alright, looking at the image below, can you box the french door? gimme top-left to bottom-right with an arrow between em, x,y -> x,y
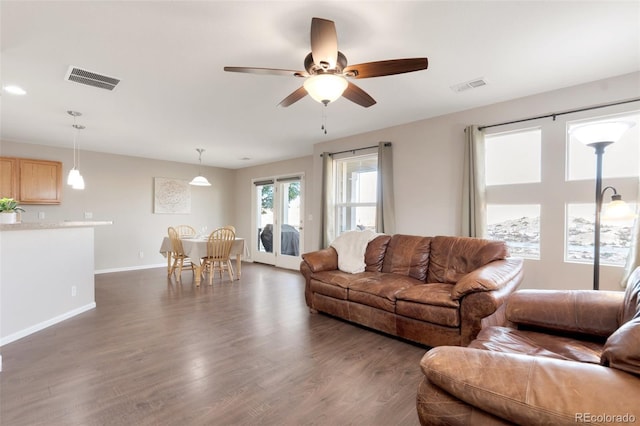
252,175 -> 304,269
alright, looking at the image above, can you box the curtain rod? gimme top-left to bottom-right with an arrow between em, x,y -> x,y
478,97 -> 640,131
321,142 -> 391,157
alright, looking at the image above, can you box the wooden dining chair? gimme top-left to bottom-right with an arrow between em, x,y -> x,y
201,227 -> 236,285
175,224 -> 196,238
168,226 -> 195,280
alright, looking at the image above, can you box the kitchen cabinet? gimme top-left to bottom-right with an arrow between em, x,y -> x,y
0,157 -> 18,199
0,157 -> 62,204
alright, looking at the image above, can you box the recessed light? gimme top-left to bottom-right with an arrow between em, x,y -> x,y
3,85 -> 27,95
241,157 -> 251,161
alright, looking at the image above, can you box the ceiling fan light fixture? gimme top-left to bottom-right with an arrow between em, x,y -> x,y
304,74 -> 348,105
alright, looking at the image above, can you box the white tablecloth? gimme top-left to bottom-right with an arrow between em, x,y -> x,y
159,237 -> 246,266
159,236 -> 246,284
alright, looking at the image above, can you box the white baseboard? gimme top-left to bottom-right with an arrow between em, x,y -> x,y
95,260 -> 254,275
0,302 -> 96,347
95,263 -> 165,274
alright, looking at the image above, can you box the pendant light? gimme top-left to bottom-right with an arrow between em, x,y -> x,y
189,148 -> 211,186
66,110 -> 86,190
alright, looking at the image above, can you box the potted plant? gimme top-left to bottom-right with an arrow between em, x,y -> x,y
0,197 -> 25,224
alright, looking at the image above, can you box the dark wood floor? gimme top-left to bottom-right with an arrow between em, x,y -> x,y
0,263 -> 428,425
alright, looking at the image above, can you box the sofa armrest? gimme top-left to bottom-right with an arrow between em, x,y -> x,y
451,258 -> 523,300
506,289 -> 624,337
301,247 -> 338,273
421,346 -> 639,425
459,266 -> 523,345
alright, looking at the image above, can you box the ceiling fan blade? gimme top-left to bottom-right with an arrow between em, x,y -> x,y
278,86 -> 308,107
342,82 -> 376,108
343,58 -> 428,79
310,17 -> 338,69
224,66 -> 308,77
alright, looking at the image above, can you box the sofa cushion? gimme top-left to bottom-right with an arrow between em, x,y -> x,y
381,234 -> 431,281
311,270 -> 363,289
364,235 -> 392,272
601,315 -> 640,376
310,271 -> 380,300
395,283 -> 459,308
396,300 -> 460,327
470,326 -> 603,364
348,273 -> 422,312
310,279 -> 348,300
428,236 -> 509,284
620,266 -> 640,325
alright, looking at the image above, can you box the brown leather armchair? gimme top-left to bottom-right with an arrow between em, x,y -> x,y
416,268 -> 640,425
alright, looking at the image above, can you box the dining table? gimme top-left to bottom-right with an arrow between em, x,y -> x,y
159,236 -> 246,286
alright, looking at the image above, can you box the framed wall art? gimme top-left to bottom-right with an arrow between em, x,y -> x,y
154,177 -> 191,214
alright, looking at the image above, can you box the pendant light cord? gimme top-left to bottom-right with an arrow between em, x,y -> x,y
72,115 -> 78,168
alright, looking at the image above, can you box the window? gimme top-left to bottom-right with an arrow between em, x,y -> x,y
487,204 -> 540,259
485,128 -> 541,186
334,153 -> 377,235
566,203 -> 636,266
485,128 -> 542,258
564,112 -> 639,265
483,109 -> 639,271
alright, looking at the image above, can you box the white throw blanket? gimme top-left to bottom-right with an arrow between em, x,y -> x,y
330,229 -> 379,274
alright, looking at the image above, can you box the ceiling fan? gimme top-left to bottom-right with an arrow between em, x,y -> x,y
224,17 -> 428,108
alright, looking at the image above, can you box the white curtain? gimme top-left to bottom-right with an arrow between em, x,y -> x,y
321,152 -> 334,248
621,176 -> 640,287
461,125 -> 487,238
376,142 -> 395,234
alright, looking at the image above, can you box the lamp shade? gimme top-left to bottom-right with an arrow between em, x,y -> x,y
303,74 -> 348,105
67,168 -> 80,186
189,175 -> 211,186
603,195 -> 636,221
72,174 -> 85,190
569,121 -> 635,145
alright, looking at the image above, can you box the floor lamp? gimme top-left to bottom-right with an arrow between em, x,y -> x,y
570,121 -> 635,290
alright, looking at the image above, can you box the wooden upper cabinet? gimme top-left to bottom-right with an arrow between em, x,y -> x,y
0,157 -> 63,204
0,157 -> 18,199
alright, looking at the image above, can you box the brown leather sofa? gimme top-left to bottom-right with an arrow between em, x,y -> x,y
300,234 -> 524,347
416,267 -> 640,425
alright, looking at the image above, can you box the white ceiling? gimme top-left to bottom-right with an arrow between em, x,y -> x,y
1,1 -> 639,169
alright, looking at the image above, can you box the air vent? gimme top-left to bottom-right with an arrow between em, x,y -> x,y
65,66 -> 120,91
450,78 -> 487,93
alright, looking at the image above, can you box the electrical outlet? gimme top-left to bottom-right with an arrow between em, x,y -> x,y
84,212 -> 93,219
38,212 -> 45,219
71,286 -> 77,297
139,251 -> 144,259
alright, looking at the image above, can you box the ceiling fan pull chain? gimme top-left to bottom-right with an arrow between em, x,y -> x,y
321,104 -> 328,135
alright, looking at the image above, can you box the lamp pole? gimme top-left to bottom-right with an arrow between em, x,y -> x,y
589,141 -> 613,291
572,120 -> 634,290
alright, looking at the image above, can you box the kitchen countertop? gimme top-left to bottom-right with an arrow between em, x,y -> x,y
0,220 -> 113,231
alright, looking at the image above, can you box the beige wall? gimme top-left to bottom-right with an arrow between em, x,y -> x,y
2,72 -> 638,291
304,71 -> 639,291
0,141 -> 236,271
